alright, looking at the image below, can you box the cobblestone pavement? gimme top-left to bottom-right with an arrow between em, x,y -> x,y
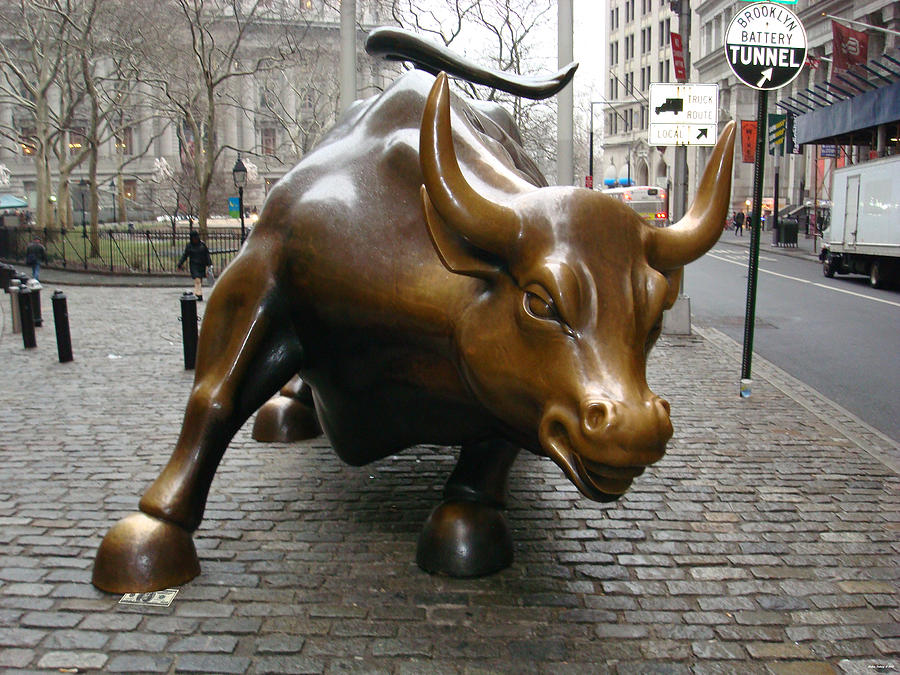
0,282 -> 897,674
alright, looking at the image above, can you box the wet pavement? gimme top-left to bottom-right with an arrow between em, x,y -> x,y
0,263 -> 897,674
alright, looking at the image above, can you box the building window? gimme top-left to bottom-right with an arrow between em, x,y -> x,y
609,77 -> 618,100
123,179 -> 136,201
68,126 -> 86,155
260,126 -> 276,156
20,127 -> 36,156
625,34 -> 634,59
642,26 -> 653,54
659,18 -> 671,47
625,0 -> 634,23
608,112 -> 618,136
116,127 -> 133,156
640,65 -> 652,91
640,106 -> 647,130
610,41 -> 619,66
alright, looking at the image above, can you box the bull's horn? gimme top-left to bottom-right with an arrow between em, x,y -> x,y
646,121 -> 736,271
420,72 -> 519,258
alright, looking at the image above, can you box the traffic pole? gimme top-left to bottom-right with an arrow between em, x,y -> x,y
740,88 -> 768,395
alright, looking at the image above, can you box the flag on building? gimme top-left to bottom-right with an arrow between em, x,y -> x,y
670,32 -> 687,82
740,120 -> 757,164
832,20 -> 868,72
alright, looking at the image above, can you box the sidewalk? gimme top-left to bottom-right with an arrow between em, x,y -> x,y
0,281 -> 897,674
717,225 -> 822,263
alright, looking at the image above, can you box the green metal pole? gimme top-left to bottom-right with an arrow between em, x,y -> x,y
740,88 -> 768,390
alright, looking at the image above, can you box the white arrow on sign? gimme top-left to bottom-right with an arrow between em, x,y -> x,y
756,67 -> 773,88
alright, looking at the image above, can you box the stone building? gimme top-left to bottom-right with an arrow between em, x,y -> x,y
605,0 -> 900,218
0,1 -> 393,225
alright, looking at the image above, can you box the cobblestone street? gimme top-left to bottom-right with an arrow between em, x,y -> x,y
0,281 -> 897,674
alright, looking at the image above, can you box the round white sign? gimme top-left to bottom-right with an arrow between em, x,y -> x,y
724,2 -> 807,91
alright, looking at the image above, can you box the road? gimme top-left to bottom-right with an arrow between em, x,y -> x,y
684,240 -> 900,443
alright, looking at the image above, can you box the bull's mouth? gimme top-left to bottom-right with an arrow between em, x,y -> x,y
540,419 -> 646,503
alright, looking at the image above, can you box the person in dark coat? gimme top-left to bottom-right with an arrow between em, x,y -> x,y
733,209 -> 746,236
177,231 -> 213,300
25,237 -> 47,280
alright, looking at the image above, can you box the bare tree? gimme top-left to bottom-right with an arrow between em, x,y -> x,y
0,1 -> 79,232
384,0 -> 558,178
121,0 -> 307,237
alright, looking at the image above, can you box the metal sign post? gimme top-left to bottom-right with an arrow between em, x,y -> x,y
724,1 -> 806,396
741,89 -> 768,387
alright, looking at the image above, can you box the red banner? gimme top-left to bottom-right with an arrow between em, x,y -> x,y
740,120 -> 757,164
832,20 -> 868,72
671,32 -> 687,82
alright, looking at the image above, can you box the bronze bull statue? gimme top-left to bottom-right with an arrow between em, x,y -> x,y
93,32 -> 735,592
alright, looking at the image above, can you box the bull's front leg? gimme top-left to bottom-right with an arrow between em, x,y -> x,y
93,250 -> 303,593
416,439 -> 519,577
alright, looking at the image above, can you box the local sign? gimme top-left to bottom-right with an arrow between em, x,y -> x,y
648,83 -> 719,146
724,2 -> 807,90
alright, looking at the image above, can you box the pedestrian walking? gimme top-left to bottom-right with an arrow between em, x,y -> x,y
177,231 -> 213,301
733,209 -> 745,236
25,236 -> 47,280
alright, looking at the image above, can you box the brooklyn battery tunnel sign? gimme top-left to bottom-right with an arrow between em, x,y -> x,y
725,2 -> 807,91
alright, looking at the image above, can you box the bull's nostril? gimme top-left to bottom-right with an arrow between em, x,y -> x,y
657,398 -> 671,416
584,401 -> 615,433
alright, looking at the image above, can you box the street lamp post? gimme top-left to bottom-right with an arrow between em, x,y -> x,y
109,179 -> 117,223
588,101 -> 604,188
232,156 -> 247,243
79,179 -> 88,269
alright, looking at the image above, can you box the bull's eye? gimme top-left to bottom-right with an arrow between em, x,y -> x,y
524,290 -> 558,321
525,291 -> 559,321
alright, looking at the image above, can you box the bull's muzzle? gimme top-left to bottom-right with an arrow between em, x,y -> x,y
539,396 -> 673,502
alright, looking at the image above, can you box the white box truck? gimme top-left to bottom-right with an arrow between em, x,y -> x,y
820,154 -> 900,288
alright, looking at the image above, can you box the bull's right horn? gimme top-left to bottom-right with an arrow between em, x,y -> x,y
645,121 -> 736,271
420,72 -> 519,259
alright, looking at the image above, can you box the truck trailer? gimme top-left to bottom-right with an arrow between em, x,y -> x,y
820,154 -> 900,288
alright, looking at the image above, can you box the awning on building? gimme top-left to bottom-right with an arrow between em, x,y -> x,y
793,80 -> 900,146
0,194 -> 28,210
779,52 -> 900,148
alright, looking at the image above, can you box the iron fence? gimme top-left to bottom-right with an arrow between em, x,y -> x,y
0,225 -> 243,275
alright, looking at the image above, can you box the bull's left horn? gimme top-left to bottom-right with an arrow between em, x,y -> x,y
646,121 -> 736,271
420,72 -> 519,258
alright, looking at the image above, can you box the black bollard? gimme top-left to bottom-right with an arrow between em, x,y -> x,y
180,292 -> 198,370
9,280 -> 21,333
52,290 -> 73,363
18,285 -> 36,349
28,280 -> 42,327
0,264 -> 11,292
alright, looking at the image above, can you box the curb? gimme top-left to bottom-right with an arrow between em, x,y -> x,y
696,323 -> 900,474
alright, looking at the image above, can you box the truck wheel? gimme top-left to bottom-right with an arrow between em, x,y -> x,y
869,260 -> 883,289
823,256 -> 835,278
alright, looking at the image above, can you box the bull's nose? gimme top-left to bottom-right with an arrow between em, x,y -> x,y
577,395 -> 673,465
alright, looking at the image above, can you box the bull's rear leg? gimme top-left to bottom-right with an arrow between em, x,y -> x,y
416,439 -> 519,577
251,375 -> 322,442
93,251 -> 302,593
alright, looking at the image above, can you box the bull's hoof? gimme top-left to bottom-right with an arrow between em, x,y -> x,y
416,499 -> 513,577
92,512 -> 200,593
252,395 -> 322,442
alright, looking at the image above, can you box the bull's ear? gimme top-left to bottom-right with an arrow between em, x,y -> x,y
421,185 -> 501,279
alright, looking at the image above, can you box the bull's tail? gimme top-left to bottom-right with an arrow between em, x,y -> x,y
365,27 -> 577,101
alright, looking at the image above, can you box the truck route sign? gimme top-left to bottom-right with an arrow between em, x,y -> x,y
724,2 -> 807,90
648,83 -> 719,146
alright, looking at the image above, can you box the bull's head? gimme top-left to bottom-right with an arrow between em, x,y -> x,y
420,73 -> 735,502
